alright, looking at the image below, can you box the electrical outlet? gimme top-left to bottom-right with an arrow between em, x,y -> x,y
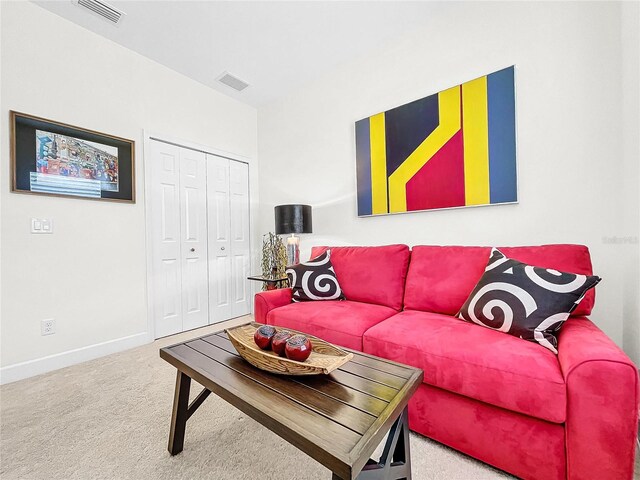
41,319 -> 55,336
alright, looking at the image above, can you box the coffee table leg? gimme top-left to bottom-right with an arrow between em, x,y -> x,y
353,407 -> 412,480
168,371 -> 191,455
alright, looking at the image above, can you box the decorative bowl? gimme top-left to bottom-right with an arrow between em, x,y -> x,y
225,322 -> 353,375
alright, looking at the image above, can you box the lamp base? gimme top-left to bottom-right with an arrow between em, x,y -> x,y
286,234 -> 300,265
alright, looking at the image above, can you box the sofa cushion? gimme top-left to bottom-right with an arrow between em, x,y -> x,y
404,244 -> 595,316
266,300 -> 397,351
310,245 -> 410,311
363,310 -> 567,423
457,248 -> 601,354
285,250 -> 345,302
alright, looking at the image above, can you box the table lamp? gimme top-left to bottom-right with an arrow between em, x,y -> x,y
274,204 -> 312,265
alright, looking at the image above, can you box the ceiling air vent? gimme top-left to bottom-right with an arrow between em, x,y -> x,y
217,72 -> 250,92
73,0 -> 125,25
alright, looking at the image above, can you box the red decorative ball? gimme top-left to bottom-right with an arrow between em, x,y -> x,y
254,325 -> 276,350
271,331 -> 293,357
285,335 -> 312,362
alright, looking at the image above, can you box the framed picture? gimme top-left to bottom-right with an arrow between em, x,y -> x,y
355,66 -> 517,216
10,111 -> 135,203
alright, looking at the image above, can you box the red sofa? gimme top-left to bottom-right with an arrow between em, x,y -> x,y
254,244 -> 639,480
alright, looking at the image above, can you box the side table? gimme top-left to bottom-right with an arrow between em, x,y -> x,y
247,274 -> 289,291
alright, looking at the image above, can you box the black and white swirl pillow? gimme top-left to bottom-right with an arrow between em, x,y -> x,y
457,248 -> 601,353
286,250 -> 345,302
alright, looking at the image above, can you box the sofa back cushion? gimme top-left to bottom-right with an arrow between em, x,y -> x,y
404,244 -> 596,316
310,245 -> 410,311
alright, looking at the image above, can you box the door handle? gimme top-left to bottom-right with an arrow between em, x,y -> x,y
221,246 -> 226,251
190,248 -> 195,252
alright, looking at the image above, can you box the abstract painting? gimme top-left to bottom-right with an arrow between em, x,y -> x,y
355,66 -> 516,216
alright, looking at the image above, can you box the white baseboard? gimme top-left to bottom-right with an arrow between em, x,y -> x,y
0,332 -> 150,385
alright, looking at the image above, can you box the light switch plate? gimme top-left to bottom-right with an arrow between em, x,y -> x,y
31,218 -> 53,234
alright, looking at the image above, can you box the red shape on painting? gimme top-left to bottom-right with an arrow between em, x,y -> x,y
405,130 -> 465,211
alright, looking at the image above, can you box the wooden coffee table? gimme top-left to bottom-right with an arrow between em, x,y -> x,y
160,327 -> 423,480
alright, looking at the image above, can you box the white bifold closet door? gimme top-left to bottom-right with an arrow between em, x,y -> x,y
207,155 -> 251,323
149,140 -> 209,338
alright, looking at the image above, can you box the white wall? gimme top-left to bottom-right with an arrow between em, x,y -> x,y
258,1 -> 639,356
0,2 -> 258,381
621,1 -> 640,362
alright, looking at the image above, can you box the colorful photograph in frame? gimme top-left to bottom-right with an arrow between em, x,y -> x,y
355,66 -> 516,216
11,111 -> 135,202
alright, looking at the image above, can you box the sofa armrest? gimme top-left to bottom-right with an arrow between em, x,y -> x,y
254,288 -> 292,324
557,317 -> 639,480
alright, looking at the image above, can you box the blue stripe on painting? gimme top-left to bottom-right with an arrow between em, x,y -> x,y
355,118 -> 373,216
487,66 -> 517,204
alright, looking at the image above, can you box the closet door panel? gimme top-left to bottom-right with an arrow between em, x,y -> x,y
230,161 -> 251,317
207,155 -> 233,322
149,141 -> 183,338
179,148 -> 209,331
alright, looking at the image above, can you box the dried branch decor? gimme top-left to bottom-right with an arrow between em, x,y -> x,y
261,232 -> 287,290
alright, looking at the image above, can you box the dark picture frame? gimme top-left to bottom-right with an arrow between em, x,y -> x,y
10,111 -> 135,203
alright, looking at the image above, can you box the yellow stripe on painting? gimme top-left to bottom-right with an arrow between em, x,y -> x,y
462,76 -> 490,205
388,86 -> 461,213
369,113 -> 388,214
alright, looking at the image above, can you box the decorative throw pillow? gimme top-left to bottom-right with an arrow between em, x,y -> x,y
457,248 -> 601,353
286,250 -> 345,302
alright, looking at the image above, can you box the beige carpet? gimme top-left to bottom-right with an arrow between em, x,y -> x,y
0,316 -> 579,479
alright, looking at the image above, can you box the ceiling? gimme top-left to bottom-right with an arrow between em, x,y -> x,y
32,1 -> 438,107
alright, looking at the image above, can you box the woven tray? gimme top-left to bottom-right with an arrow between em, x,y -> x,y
226,322 -> 353,375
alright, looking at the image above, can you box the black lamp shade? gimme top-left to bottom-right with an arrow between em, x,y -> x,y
275,204 -> 312,235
